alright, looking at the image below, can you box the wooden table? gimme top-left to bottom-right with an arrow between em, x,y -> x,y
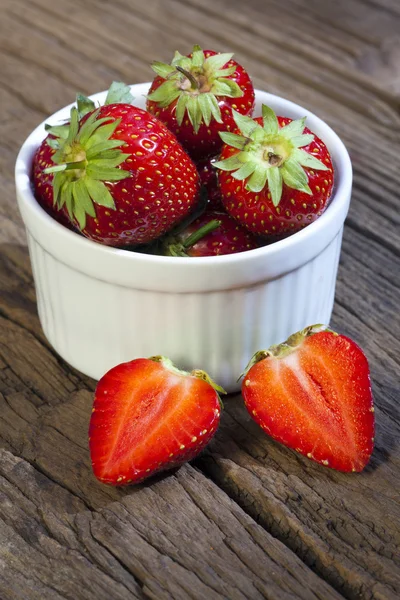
1,0 -> 399,598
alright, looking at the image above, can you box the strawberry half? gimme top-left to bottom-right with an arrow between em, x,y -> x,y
89,357 -> 225,485
146,45 -> 255,159
241,325 -> 374,472
214,106 -> 334,237
41,89 -> 200,247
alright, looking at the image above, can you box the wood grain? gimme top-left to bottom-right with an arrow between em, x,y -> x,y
1,0 -> 399,598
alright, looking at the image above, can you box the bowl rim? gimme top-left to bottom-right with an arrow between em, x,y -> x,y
15,84 -> 352,292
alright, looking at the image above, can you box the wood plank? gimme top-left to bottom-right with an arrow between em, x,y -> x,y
0,248 -> 343,600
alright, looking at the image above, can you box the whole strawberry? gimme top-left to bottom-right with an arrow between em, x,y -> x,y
146,45 -> 255,159
196,155 -> 223,209
214,106 -> 334,237
242,325 -> 374,472
163,209 -> 260,257
41,94 -> 201,247
89,356 -> 225,485
32,86 -> 129,230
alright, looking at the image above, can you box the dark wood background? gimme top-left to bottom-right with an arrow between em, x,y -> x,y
1,0 -> 399,598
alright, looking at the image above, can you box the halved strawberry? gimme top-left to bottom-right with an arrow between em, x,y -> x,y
241,325 -> 374,472
89,357 -> 225,485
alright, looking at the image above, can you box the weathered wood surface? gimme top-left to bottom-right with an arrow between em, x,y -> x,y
0,0 -> 399,598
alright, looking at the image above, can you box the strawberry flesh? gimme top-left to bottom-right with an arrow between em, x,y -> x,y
242,327 -> 374,472
89,358 -> 222,485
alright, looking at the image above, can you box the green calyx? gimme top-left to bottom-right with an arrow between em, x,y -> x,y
149,356 -> 226,407
147,44 -> 243,134
43,82 -> 134,230
240,324 -> 336,379
214,105 -> 329,207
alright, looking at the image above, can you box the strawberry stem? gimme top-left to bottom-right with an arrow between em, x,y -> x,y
182,219 -> 221,249
175,66 -> 199,90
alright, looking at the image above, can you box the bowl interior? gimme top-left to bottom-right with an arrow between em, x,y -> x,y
15,84 -> 352,292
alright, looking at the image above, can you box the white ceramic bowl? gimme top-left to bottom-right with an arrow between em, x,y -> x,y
15,84 -> 352,392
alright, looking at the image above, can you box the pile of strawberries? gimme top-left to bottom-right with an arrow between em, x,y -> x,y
32,45 -> 334,257
31,46 -> 374,485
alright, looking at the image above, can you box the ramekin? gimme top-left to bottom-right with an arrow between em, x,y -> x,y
15,84 -> 352,392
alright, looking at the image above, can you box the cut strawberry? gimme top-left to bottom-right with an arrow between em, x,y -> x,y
241,325 -> 374,472
89,357 -> 225,485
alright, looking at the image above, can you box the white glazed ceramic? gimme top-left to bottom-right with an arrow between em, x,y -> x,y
15,84 -> 352,392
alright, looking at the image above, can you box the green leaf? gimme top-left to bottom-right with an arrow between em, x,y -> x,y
84,119 -> 121,150
77,111 -> 107,145
232,110 -> 258,137
147,80 -> 181,107
281,158 -> 312,194
213,155 -> 243,171
52,172 -> 63,206
219,131 -> 248,150
172,51 -> 185,66
267,167 -> 283,207
72,194 -> 87,230
214,66 -> 236,78
175,93 -> 189,125
208,93 -> 222,123
262,105 -> 279,135
292,149 -> 329,171
231,161 -> 257,181
198,93 -> 212,126
191,45 -> 205,68
291,133 -> 314,148
72,179 -> 96,218
85,178 -> 116,209
44,123 -> 70,139
105,81 -> 134,105
46,137 -> 61,150
280,117 -> 306,139
86,165 -> 130,181
76,94 -> 96,118
204,52 -> 234,73
85,139 -> 125,159
212,78 -> 243,98
66,108 -> 80,145
151,61 -> 176,79
246,164 -> 268,193
62,183 -> 73,216
90,152 -> 131,168
186,96 -> 202,133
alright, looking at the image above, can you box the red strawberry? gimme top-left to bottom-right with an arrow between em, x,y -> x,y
89,356 -> 225,485
39,99 -> 200,247
241,325 -> 374,472
146,45 -> 255,159
214,106 -> 334,237
196,155 -> 223,209
32,82 -> 134,231
163,209 -> 260,257
32,136 -> 75,230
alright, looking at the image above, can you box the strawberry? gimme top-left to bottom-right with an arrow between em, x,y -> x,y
40,91 -> 200,247
146,45 -> 255,159
32,83 -> 135,231
163,209 -> 260,257
89,356 -> 225,485
196,155 -> 223,209
241,325 -> 374,472
214,106 -> 334,237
